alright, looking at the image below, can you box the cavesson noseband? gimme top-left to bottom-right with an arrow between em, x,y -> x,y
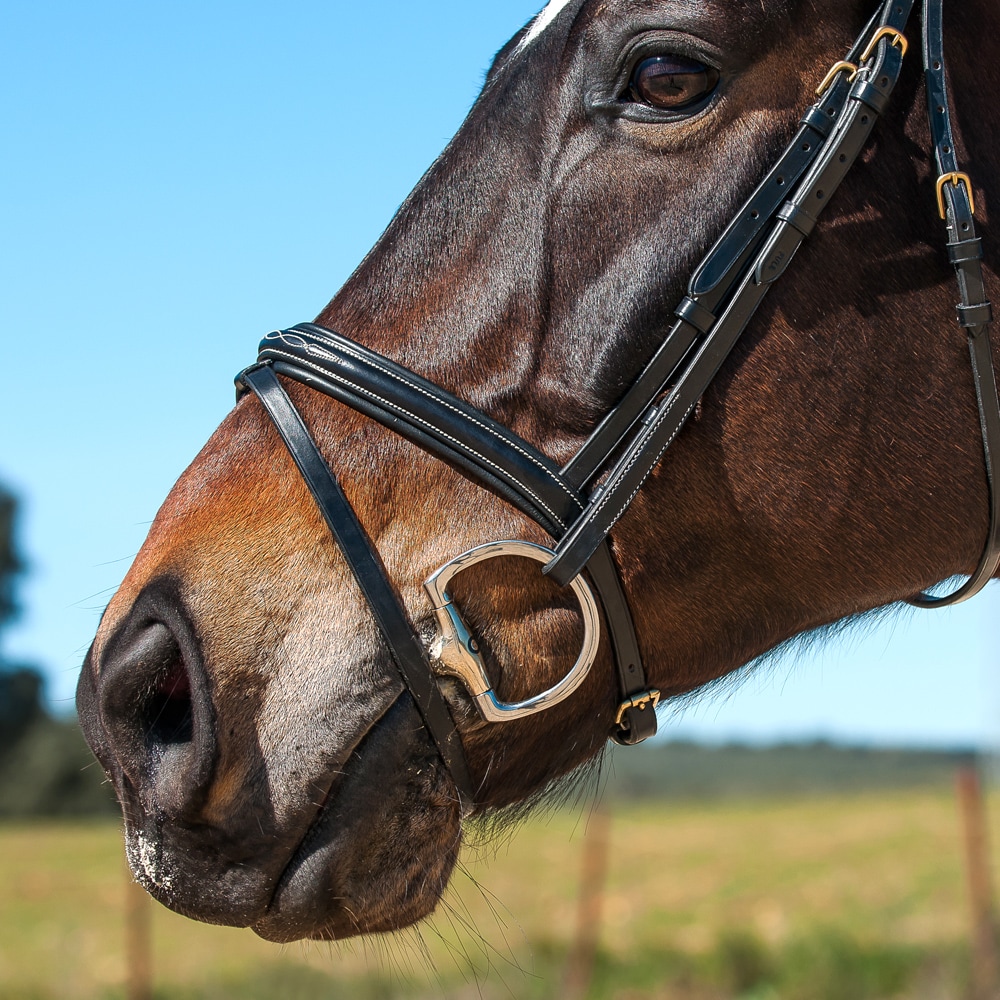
237,0 -> 1000,807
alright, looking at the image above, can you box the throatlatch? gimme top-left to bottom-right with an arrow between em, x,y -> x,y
238,0 -> 999,808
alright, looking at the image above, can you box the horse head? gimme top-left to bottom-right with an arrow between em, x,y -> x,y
77,0 -> 998,943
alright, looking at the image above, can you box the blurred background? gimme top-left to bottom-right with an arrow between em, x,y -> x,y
2,1 -> 998,998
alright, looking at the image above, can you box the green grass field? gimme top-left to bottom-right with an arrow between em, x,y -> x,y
0,789 -> 991,999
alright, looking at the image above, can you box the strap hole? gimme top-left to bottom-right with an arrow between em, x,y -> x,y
962,222 -> 971,232
933,60 -> 942,70
750,210 -> 760,219
861,115 -> 870,124
827,107 -> 837,117
776,176 -> 785,186
839,153 -> 847,163
937,105 -> 945,114
802,142 -> 811,151
880,76 -> 888,87
816,190 -> 825,199
943,144 -> 952,154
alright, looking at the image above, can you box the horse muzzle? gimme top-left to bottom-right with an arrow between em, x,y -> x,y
76,578 -> 462,938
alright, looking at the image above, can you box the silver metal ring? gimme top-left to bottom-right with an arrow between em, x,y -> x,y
423,540 -> 601,723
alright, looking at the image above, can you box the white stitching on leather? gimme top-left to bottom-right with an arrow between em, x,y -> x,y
576,392 -> 697,548
264,329 -> 584,511
294,330 -> 582,508
262,345 -> 571,532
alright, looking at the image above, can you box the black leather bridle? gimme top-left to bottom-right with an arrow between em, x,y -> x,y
236,0 -> 1000,808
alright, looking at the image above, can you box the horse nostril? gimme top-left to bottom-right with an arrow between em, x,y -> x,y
146,655 -> 195,747
94,586 -> 215,819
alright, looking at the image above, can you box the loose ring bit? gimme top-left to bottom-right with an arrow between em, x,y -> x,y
423,540 -> 602,723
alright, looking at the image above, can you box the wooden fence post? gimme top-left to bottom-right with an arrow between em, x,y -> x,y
563,803 -> 612,1000
124,868 -> 152,1000
956,762 -> 1000,1000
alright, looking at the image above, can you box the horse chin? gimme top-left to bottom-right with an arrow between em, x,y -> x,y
108,689 -> 462,942
76,570 -> 464,941
252,694 -> 462,942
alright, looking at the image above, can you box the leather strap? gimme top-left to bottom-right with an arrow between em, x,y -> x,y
585,543 -> 657,744
545,0 -> 915,587
907,0 -> 1000,605
559,6 -> 889,493
238,364 -> 477,805
562,65 -> 847,490
260,325 -> 583,536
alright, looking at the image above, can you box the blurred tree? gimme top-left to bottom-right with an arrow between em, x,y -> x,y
0,484 -> 117,816
0,668 -> 45,753
0,486 -> 22,635
0,484 -> 37,752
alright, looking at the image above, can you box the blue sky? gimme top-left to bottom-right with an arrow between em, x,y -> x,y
2,0 -> 997,746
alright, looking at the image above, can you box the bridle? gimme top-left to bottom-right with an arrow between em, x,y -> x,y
236,0 -> 1000,808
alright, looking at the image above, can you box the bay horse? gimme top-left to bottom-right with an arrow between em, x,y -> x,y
77,0 -> 998,944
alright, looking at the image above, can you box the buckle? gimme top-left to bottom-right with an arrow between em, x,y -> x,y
859,27 -> 908,64
936,172 -> 976,220
815,61 -> 857,97
614,689 -> 661,729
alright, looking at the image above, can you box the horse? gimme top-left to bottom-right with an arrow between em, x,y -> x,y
76,0 -> 998,944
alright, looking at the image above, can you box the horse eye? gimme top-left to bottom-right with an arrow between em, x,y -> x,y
627,55 -> 720,111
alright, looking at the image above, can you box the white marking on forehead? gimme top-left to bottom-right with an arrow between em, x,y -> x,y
516,0 -> 575,53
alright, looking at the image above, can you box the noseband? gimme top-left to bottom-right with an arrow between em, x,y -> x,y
237,0 -> 1000,807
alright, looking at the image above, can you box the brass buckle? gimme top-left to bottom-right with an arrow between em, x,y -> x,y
614,689 -> 661,728
817,29 -> 906,98
424,540 -> 602,723
859,27 -> 908,64
936,172 -> 976,220
815,61 -> 857,97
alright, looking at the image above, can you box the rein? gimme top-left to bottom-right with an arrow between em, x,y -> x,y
236,0 -> 1000,808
